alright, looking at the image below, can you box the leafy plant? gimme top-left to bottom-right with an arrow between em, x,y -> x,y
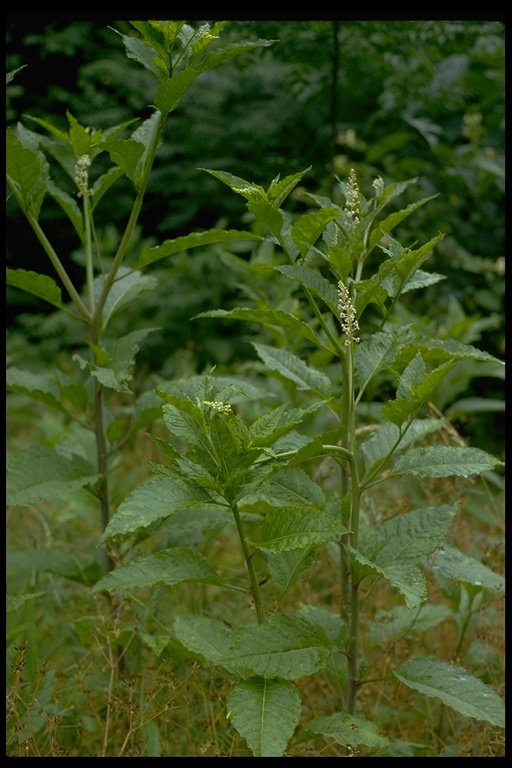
6,19 -> 504,757
91,167 -> 505,755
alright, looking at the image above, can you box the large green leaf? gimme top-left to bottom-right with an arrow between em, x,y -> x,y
7,548 -> 101,586
393,656 -> 505,727
228,678 -> 301,757
136,228 -> 262,268
173,614 -> 235,663
6,446 -> 100,506
354,326 -> 413,395
247,403 -> 322,449
100,472 -> 212,541
249,506 -> 348,552
252,343 -> 333,394
6,268 -> 66,312
94,268 -> 158,329
92,548 -> 226,593
274,264 -> 340,314
219,612 -> 332,680
6,366 -> 64,412
349,504 -> 457,608
367,604 -> 453,647
267,549 -> 317,601
361,418 -> 445,476
304,712 -> 391,750
6,127 -> 48,217
390,445 -> 504,479
291,208 -> 340,257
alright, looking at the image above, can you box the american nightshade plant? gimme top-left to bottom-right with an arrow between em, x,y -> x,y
92,167 -> 505,754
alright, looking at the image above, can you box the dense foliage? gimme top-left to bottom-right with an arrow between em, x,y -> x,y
6,17 -> 504,758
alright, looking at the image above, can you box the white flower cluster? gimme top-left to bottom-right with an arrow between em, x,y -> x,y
345,168 -> 360,228
337,281 -> 360,345
204,400 -> 233,414
197,25 -> 220,41
74,154 -> 93,198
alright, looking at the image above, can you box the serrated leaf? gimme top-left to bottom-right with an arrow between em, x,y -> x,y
266,167 -> 311,208
101,138 -> 145,184
305,712 -> 391,750
46,180 -> 84,239
390,446 -> 503,479
249,507 -> 348,552
137,228 -> 262,268
95,268 -> 158,328
367,604 -> 453,647
228,678 -> 301,757
248,467 -> 325,509
291,208 -> 340,257
100,473 -> 212,541
248,403 -> 321,448
267,548 -> 317,600
274,264 -> 340,314
252,343 -> 333,394
75,328 -> 157,393
92,548 -> 226,593
7,548 -> 101,586
394,336 -> 504,369
6,446 -> 100,506
6,268 -> 66,312
199,307 -> 323,348
7,592 -> 46,614
427,545 -> 504,594
361,418 -> 445,475
6,366 -> 64,411
220,612 -> 332,680
393,656 -> 505,727
6,128 -> 48,216
350,504 -> 457,608
173,614 -> 235,662
354,327 -> 413,395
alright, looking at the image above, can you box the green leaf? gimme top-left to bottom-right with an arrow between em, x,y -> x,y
7,548 -> 101,586
7,592 -> 46,614
390,446 -> 504,479
6,446 -> 100,506
74,328 -> 157,393
252,343 -> 333,394
92,548 -> 226,593
6,127 -> 48,217
266,168 -> 311,208
349,504 -> 457,608
393,656 -> 505,727
101,138 -> 145,185
173,614 -> 235,663
291,208 -> 340,257
228,678 -> 301,757
95,268 -> 158,329
6,268 -> 66,312
243,467 -> 325,510
100,472 -> 212,541
267,549 -> 317,601
248,403 -> 321,449
305,712 -> 391,750
354,326 -> 413,395
427,545 -> 504,594
367,604 -> 453,647
46,180 -> 84,240
6,366 -> 64,412
274,264 -> 340,314
249,507 -> 348,552
361,418 -> 445,476
137,229 -> 262,268
199,307 -> 324,348
220,612 -> 332,680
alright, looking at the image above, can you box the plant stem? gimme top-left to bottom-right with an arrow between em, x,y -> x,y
92,375 -> 115,574
231,501 -> 265,624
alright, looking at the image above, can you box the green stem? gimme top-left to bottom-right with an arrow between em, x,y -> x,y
230,501 -> 265,624
92,374 -> 115,574
83,195 -> 96,312
12,200 -> 90,322
92,109 -> 166,332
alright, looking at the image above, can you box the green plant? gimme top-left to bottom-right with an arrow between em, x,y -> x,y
7,20 -> 504,758
90,167 -> 504,755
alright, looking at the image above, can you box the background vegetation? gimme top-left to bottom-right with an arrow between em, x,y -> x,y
6,16 -> 505,757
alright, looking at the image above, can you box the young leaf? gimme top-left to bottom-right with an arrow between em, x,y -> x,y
252,343 -> 333,394
228,678 -> 302,757
393,656 -> 505,727
7,446 -> 100,506
390,445 -> 504,479
220,611 -> 332,680
92,547 -> 227,593
99,472 -> 212,541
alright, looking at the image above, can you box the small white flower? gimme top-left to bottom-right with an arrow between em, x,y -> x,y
74,154 -> 93,198
337,281 -> 360,345
344,168 -> 360,228
204,400 -> 233,415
